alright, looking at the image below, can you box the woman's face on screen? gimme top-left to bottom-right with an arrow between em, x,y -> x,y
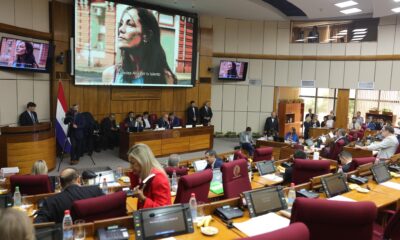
16,41 -> 26,56
118,9 -> 143,49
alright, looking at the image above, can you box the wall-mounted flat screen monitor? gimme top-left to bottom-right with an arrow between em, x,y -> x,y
218,60 -> 248,81
0,37 -> 52,73
73,0 -> 198,87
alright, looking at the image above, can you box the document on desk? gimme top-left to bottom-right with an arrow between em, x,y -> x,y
233,212 -> 289,237
260,174 -> 283,182
380,181 -> 400,191
328,195 -> 356,202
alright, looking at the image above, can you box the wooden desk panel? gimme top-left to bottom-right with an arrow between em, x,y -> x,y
309,128 -> 332,139
343,146 -> 373,158
119,126 -> 214,159
256,140 -> 290,160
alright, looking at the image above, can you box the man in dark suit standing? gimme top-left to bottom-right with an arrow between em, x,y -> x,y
199,101 -> 213,126
34,168 -> 103,223
101,113 -> 119,149
305,108 -> 314,121
64,104 -> 85,165
186,100 -> 199,126
264,112 -> 279,136
19,102 -> 39,126
158,113 -> 171,129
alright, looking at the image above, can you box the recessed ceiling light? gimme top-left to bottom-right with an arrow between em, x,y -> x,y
337,32 -> 348,36
392,7 -> 400,13
340,8 -> 362,14
331,35 -> 344,39
335,1 -> 358,8
353,31 -> 367,35
353,28 -> 367,32
296,39 -> 305,42
394,0 -> 400,3
353,34 -> 366,38
307,36 -> 318,39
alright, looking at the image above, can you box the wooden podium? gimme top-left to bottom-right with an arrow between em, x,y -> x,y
0,122 -> 56,174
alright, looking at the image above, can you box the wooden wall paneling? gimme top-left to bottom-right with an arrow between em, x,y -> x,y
185,85 -> 199,105
173,88 -> 187,112
111,101 -> 123,115
200,28 -> 213,56
83,87 -> 98,115
135,100 -> 149,114
148,100 -> 161,116
335,89 -> 350,129
198,83 -> 211,107
111,88 -> 161,101
122,101 -> 134,114
53,41 -> 70,75
160,88 -> 174,112
69,84 -> 84,109
51,1 -> 72,42
199,56 -> 212,78
97,87 -> 111,115
0,23 -> 52,41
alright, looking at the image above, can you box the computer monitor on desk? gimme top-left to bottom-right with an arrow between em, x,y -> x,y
242,186 -> 287,218
133,204 -> 194,240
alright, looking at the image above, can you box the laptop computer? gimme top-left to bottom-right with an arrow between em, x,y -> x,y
193,160 -> 208,172
371,163 -> 392,184
321,173 -> 350,198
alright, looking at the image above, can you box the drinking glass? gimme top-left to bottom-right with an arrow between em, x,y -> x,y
74,220 -> 86,240
54,177 -> 62,193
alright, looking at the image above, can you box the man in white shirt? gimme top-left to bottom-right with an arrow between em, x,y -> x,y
142,112 -> 152,129
348,117 -> 362,130
355,111 -> 364,125
356,126 -> 399,159
325,115 -> 334,128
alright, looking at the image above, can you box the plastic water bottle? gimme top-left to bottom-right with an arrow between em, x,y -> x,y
337,166 -> 343,174
189,193 -> 198,221
13,186 -> 21,207
287,183 -> 296,208
62,210 -> 73,240
171,170 -> 178,192
101,178 -> 108,194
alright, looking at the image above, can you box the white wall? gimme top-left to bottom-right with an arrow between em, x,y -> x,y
0,0 -> 50,126
207,15 -> 400,133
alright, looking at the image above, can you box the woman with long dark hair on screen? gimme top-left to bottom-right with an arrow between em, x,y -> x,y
13,41 -> 38,68
102,7 -> 177,85
227,61 -> 237,78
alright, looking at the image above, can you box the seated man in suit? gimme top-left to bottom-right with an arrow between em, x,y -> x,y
100,113 -> 119,149
283,150 -> 308,183
339,151 -> 353,173
19,102 -> 39,126
264,112 -> 279,137
168,112 -> 181,128
366,117 -> 376,130
132,114 -> 144,132
34,168 -> 103,223
205,149 -> 223,170
239,127 -> 255,156
142,112 -> 152,129
157,113 -> 170,129
124,112 -> 136,131
199,101 -> 213,126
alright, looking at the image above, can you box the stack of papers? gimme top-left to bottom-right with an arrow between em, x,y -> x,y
380,181 -> 400,191
260,174 -> 283,182
233,212 -> 290,237
328,195 -> 356,202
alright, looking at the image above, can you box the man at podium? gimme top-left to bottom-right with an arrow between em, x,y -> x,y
19,102 -> 39,126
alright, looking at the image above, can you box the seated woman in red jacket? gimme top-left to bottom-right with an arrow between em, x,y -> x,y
128,143 -> 171,209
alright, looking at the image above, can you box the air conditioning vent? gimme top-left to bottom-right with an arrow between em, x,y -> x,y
358,82 -> 374,90
301,80 -> 315,88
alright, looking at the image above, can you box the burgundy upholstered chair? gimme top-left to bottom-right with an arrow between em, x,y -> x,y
253,147 -> 273,162
149,114 -> 158,128
71,191 -> 127,222
291,198 -> 377,240
293,144 -> 305,150
329,139 -> 346,161
374,209 -> 400,240
221,159 -> 251,199
119,121 -> 127,133
292,159 -> 331,185
10,175 -> 52,195
242,222 -> 310,240
174,169 -> 213,204
233,150 -> 248,161
165,166 -> 189,178
395,144 -> 400,154
348,157 -> 376,172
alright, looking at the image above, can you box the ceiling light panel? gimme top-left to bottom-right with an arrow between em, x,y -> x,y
335,1 -> 358,8
392,7 -> 400,13
340,8 -> 362,14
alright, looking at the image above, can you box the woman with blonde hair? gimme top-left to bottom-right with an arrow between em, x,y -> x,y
31,159 -> 48,175
0,208 -> 35,240
128,143 -> 171,209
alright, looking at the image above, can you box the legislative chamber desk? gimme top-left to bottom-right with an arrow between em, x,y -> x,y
255,139 -> 290,160
309,127 -> 332,139
119,126 -> 214,160
0,122 -> 56,174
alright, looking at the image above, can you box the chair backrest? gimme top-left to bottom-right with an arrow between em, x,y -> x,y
10,175 -> 52,195
241,222 -> 310,240
221,159 -> 251,199
294,144 -> 305,150
253,147 -> 273,162
149,114 -> 158,128
290,198 -> 377,240
174,169 -> 213,204
233,150 -> 248,161
165,167 -> 189,178
348,157 -> 376,172
329,139 -> 345,161
71,191 -> 127,222
395,144 -> 400,154
292,159 -> 331,185
119,121 -> 126,133
384,209 -> 400,239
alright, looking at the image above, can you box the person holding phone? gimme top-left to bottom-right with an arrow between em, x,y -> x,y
128,144 -> 171,209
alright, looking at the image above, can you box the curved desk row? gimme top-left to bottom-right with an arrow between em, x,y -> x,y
0,122 -> 56,174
